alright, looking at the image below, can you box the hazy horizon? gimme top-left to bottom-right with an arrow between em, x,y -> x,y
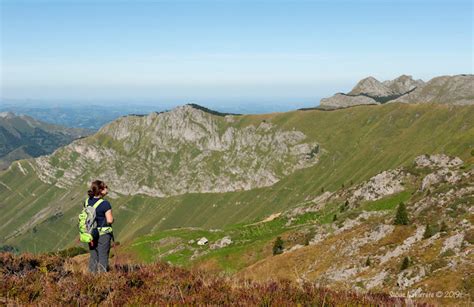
1,0 -> 472,105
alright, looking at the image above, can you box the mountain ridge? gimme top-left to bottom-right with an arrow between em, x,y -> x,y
31,105 -> 320,197
320,74 -> 473,108
0,112 -> 92,170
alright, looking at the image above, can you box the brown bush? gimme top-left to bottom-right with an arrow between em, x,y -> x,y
1,252 -> 415,306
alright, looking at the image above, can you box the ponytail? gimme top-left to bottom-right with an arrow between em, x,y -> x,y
88,180 -> 107,198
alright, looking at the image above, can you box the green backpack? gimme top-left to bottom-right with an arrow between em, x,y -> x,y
78,198 -> 104,243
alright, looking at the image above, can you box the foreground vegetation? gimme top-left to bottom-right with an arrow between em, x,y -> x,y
0,252 -> 408,305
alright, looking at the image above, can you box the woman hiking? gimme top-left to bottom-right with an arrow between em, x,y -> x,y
86,180 -> 114,273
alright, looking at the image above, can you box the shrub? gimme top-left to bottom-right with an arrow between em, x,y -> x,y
423,223 -> 435,239
463,275 -> 474,299
365,257 -> 371,267
0,252 -> 404,305
400,256 -> 410,271
394,202 -> 409,225
430,259 -> 448,272
272,237 -> 284,255
51,246 -> 88,258
465,229 -> 474,244
440,221 -> 448,233
440,249 -> 455,257
0,245 -> 19,253
340,200 -> 350,212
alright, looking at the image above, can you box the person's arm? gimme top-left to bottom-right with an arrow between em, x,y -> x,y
105,209 -> 114,225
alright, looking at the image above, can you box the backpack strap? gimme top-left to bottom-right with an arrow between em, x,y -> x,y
84,198 -> 105,209
92,198 -> 105,209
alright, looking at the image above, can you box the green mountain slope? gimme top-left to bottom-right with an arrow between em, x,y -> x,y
0,103 -> 473,255
0,112 -> 91,169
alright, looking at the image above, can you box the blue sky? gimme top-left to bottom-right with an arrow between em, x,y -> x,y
1,0 -> 472,107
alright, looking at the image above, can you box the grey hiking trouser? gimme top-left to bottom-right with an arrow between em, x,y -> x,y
89,233 -> 112,273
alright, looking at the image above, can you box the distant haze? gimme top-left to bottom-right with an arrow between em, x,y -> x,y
1,0 -> 472,105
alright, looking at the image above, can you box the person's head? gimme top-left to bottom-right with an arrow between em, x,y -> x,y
87,180 -> 108,198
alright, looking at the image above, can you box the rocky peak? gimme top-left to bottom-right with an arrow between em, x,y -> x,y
319,74 -> 473,109
390,74 -> 474,105
383,75 -> 424,95
348,76 -> 394,97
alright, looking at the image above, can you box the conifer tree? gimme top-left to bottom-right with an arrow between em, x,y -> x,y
400,256 -> 410,271
365,257 -> 371,267
423,223 -> 434,239
394,202 -> 409,225
272,236 -> 284,255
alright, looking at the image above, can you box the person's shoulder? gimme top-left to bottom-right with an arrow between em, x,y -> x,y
100,199 -> 112,210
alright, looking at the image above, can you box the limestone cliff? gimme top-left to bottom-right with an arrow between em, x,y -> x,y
32,105 -> 320,197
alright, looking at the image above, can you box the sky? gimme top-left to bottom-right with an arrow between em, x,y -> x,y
0,0 -> 472,108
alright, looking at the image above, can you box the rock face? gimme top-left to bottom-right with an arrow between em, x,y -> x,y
319,93 -> 378,109
349,169 -> 407,202
349,76 -> 397,97
210,236 -> 232,249
32,105 -> 321,197
414,154 -> 463,169
415,154 -> 464,191
319,74 -> 472,109
390,74 -> 474,105
382,75 -> 424,96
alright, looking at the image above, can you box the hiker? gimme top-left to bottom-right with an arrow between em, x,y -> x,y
85,180 -> 114,273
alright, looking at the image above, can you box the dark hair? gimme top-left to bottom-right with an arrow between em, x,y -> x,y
88,180 -> 108,198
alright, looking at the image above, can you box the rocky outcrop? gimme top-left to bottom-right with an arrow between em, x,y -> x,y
349,169 -> 408,203
319,74 -> 472,108
390,74 -> 474,105
414,154 -> 463,169
197,237 -> 209,246
210,236 -> 232,249
33,105 -> 321,197
414,154 -> 464,191
319,93 -> 378,109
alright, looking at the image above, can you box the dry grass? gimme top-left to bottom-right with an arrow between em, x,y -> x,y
1,252 -> 409,306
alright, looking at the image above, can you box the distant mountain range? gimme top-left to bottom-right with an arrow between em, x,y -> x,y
0,112 -> 92,169
320,74 -> 474,108
0,104 -> 163,130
